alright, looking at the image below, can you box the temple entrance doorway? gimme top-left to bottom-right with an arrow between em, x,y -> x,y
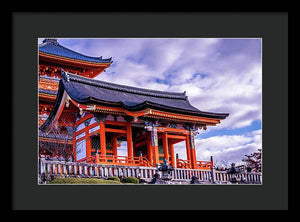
173,141 -> 187,168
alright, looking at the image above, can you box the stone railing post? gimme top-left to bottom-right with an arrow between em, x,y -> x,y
47,162 -> 51,174
89,164 -> 93,176
84,165 -> 88,175
57,163 -> 61,174
74,163 -> 78,175
79,165 -> 82,175
63,163 -> 67,175
95,166 -> 99,177
119,168 -> 123,177
99,167 -> 104,177
113,167 -> 117,177
52,163 -> 56,174
39,156 -> 45,174
210,156 -> 216,183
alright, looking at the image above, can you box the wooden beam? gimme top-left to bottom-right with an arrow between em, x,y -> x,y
133,133 -> 149,143
105,128 -> 127,134
135,139 -> 147,148
167,134 -> 187,140
169,138 -> 186,145
105,120 -> 127,126
75,113 -> 93,126
157,127 -> 190,134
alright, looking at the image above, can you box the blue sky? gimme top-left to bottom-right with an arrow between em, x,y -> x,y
38,38 -> 262,167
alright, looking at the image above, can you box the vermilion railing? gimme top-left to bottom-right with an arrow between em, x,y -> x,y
195,160 -> 213,169
77,155 -> 153,167
176,158 -> 213,170
176,159 -> 192,169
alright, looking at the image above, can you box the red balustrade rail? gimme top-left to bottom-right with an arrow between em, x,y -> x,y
77,155 -> 153,167
176,158 -> 213,170
77,156 -> 96,163
176,159 -> 192,169
195,160 -> 213,169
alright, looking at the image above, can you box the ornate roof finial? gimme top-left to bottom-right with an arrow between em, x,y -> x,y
61,69 -> 70,82
42,38 -> 59,45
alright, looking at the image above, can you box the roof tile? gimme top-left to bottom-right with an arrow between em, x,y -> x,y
39,39 -> 112,64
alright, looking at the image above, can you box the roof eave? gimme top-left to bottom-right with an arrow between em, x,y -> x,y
39,51 -> 112,68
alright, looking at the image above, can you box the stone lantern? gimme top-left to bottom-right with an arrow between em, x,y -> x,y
227,163 -> 238,184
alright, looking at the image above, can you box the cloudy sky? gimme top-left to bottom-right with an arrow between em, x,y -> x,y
39,38 -> 262,167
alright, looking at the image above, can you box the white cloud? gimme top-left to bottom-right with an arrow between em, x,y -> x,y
195,130 -> 262,166
40,38 -> 262,166
169,129 -> 262,167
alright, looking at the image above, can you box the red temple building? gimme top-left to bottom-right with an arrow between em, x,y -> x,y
38,38 -> 229,170
38,39 -> 112,156
38,38 -> 112,127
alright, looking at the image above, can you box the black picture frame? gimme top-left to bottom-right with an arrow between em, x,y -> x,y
11,11 -> 293,211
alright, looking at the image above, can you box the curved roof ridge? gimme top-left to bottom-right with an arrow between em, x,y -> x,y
50,42 -> 111,62
62,71 -> 188,100
39,38 -> 112,63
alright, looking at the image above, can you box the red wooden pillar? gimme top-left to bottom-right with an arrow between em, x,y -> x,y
185,134 -> 192,168
170,143 -> 175,167
112,136 -> 118,156
99,119 -> 106,158
151,127 -> 159,166
152,145 -> 159,166
95,153 -> 99,164
190,135 -> 197,169
85,123 -> 91,158
162,132 -> 169,162
126,122 -> 133,160
191,149 -> 197,169
73,132 -> 77,162
147,135 -> 153,164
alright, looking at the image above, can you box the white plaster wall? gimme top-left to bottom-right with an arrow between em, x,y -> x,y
76,139 -> 86,160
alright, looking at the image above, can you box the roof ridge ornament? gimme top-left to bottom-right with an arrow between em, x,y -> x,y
61,69 -> 70,82
42,38 -> 59,45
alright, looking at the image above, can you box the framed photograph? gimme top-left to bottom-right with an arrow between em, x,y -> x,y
37,37 -> 262,186
12,12 -> 291,211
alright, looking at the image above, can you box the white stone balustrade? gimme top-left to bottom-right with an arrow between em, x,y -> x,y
39,158 -> 262,184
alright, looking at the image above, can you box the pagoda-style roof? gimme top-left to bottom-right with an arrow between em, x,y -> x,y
61,71 -> 228,119
39,88 -> 57,96
39,39 -> 112,64
40,71 -> 229,131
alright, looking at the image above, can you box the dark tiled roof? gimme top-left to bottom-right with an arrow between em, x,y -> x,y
62,71 -> 229,119
39,88 -> 57,95
40,71 -> 229,131
39,39 -> 112,64
39,130 -> 73,141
